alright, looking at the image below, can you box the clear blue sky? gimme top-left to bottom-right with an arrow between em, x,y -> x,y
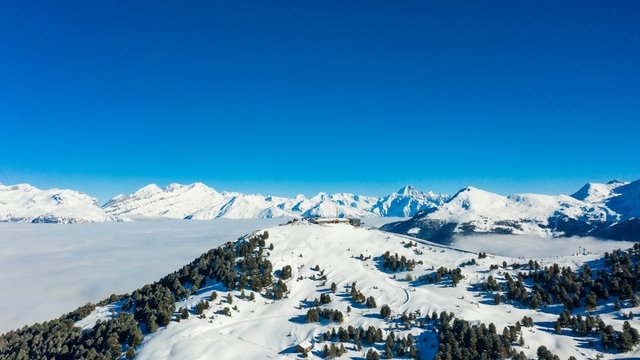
1,1 -> 639,203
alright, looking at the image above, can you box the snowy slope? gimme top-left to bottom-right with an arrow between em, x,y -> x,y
103,183 -> 445,220
382,182 -> 638,242
103,183 -> 230,219
573,179 -> 640,220
572,180 -> 628,204
70,221 -> 639,360
0,183 -> 122,223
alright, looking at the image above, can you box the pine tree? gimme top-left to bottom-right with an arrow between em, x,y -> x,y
281,265 -> 292,280
148,314 -> 159,333
585,292 -> 598,311
380,305 -> 392,319
367,348 -> 381,360
384,343 -> 393,359
366,296 -> 377,308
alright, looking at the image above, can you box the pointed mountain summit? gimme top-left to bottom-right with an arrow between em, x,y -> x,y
571,180 -> 629,204
372,185 -> 448,217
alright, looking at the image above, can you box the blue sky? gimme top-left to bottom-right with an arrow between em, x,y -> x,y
1,1 -> 639,203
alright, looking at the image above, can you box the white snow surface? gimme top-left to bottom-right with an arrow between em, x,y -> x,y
572,180 -> 629,204
572,179 -> 640,220
0,218 -> 282,334
102,183 -> 447,220
119,222 -> 639,359
0,183 -> 122,223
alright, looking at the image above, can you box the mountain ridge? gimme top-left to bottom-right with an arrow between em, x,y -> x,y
0,183 -> 123,224
102,182 -> 448,220
1,179 -> 638,238
382,179 -> 639,242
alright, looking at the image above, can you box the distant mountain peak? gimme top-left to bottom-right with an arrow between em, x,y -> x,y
571,180 -> 629,204
134,183 -> 162,195
397,185 -> 418,195
0,183 -> 123,223
450,186 -> 498,199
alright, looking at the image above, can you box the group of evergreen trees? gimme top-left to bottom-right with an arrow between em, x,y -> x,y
0,311 -> 142,360
484,244 -> 640,312
555,309 -> 640,352
306,308 -> 344,324
434,315 -> 529,360
349,282 -> 377,308
424,267 -> 463,287
318,325 -> 421,359
479,243 -> 640,355
321,325 -> 383,344
381,332 -> 419,359
313,310 -> 538,360
381,251 -> 418,272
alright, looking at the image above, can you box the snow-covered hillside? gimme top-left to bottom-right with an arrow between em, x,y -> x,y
573,179 -> 640,220
13,220 -> 633,360
102,183 -> 446,220
383,180 -> 640,242
0,183 -> 122,224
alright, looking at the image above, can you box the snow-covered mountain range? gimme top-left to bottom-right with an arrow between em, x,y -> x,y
102,183 -> 448,220
382,179 -> 640,242
2,179 -> 638,243
0,183 -> 121,224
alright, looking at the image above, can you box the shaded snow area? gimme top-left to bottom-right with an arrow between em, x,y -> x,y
0,218 -> 282,333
